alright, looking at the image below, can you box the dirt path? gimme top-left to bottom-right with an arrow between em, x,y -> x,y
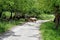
0,20 -> 49,40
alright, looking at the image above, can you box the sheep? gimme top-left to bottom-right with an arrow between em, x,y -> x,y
29,17 -> 37,22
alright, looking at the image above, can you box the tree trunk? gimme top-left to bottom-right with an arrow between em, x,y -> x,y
54,13 -> 60,29
10,12 -> 12,20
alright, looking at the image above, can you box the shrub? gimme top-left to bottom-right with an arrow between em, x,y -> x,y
40,21 -> 60,40
1,11 -> 11,19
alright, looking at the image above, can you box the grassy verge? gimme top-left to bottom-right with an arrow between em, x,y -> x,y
40,21 -> 60,40
0,19 -> 25,33
39,14 -> 55,20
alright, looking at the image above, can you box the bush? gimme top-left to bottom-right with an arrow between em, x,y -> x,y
0,18 -> 25,33
1,11 -> 11,19
1,11 -> 15,20
40,21 -> 60,40
0,22 -> 10,33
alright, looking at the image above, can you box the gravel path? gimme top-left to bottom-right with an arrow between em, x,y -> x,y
0,20 -> 49,40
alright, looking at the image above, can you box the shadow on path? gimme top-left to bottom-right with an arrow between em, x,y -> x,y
0,31 -> 16,40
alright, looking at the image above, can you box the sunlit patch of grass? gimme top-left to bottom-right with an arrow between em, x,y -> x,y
39,14 -> 55,20
40,21 -> 60,40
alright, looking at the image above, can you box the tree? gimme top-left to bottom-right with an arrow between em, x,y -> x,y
13,0 -> 35,19
38,0 -> 60,29
0,0 -> 15,20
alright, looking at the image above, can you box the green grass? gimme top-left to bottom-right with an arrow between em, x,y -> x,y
40,21 -> 60,40
0,19 -> 25,33
39,14 -> 55,20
